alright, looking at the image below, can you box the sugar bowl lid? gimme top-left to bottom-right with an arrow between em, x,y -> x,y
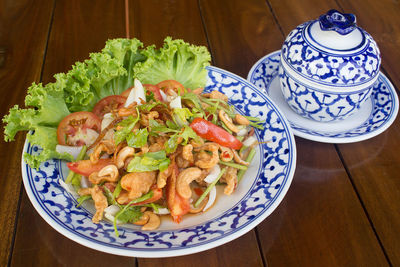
280,9 -> 381,88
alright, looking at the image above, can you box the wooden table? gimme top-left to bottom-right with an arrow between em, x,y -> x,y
1,0 -> 399,266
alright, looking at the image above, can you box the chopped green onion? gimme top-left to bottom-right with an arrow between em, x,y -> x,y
238,148 -> 256,182
76,195 -> 91,208
219,160 -> 248,170
194,167 -> 227,207
65,145 -> 87,184
113,180 -> 122,199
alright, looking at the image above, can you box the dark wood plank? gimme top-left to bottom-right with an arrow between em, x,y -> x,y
201,0 -> 389,265
333,1 -> 400,265
10,0 -> 134,265
129,0 -> 264,265
11,192 -> 134,267
0,0 -> 54,265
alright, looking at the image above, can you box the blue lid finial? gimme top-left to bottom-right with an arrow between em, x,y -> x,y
319,9 -> 357,35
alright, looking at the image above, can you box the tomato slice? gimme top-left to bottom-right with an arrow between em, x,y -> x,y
190,118 -> 243,150
67,158 -> 113,177
156,80 -> 185,95
143,84 -> 163,101
169,193 -> 190,223
92,95 -> 126,118
57,111 -> 101,146
133,188 -> 163,205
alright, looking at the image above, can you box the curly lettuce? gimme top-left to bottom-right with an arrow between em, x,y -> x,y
135,37 -> 211,89
3,37 -> 211,169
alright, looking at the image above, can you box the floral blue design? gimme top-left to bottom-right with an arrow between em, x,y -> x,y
281,20 -> 380,87
248,50 -> 398,141
22,66 -> 296,256
319,9 -> 356,35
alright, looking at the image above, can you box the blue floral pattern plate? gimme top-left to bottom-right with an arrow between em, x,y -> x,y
248,51 -> 399,143
22,66 -> 297,257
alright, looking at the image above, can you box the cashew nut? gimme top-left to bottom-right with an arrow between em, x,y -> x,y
219,146 -> 234,162
209,90 -> 228,102
219,110 -> 239,133
90,140 -> 115,164
89,164 -> 119,184
176,167 -> 202,199
141,211 -> 161,231
234,114 -> 250,125
133,212 -> 150,226
115,146 -> 135,168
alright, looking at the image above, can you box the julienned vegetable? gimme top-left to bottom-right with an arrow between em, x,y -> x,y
3,37 -> 211,169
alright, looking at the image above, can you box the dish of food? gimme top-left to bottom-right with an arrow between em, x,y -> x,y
6,38 -> 296,256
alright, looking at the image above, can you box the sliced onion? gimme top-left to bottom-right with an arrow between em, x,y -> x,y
159,89 -> 168,102
56,145 -> 84,159
243,136 -> 257,147
80,176 -> 91,188
153,208 -> 170,215
204,164 -> 221,184
58,179 -> 79,197
237,126 -> 249,136
203,186 -> 216,212
124,79 -> 146,107
169,96 -> 182,109
101,113 -> 114,131
104,204 -> 121,216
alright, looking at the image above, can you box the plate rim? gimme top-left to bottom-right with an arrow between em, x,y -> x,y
247,50 -> 399,144
21,65 -> 297,257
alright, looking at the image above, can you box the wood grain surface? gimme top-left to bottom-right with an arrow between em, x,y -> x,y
0,1 -> 54,266
1,0 -> 398,266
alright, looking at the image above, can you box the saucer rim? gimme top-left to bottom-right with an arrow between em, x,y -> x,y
247,50 -> 399,144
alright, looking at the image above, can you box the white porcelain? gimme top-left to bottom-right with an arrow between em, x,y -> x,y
279,9 -> 381,122
248,51 -> 399,143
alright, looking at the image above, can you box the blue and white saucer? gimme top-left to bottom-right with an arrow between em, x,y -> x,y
248,50 -> 399,143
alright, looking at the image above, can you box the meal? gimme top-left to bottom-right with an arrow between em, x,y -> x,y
3,37 -> 263,232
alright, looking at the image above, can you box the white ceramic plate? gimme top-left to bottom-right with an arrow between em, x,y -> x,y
248,50 -> 399,143
22,66 -> 297,257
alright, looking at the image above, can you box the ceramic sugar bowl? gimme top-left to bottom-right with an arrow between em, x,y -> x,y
279,10 -> 381,122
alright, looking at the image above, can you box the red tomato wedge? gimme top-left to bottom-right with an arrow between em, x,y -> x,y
92,95 -> 126,118
157,80 -> 185,95
169,193 -> 190,223
67,158 -> 113,177
57,111 -> 101,146
190,118 -> 243,150
143,84 -> 163,101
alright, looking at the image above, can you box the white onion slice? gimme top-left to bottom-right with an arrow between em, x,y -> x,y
56,145 -> 84,159
243,136 -> 257,147
153,208 -> 170,215
101,113 -> 114,130
204,164 -> 221,184
104,204 -> 121,216
237,127 -> 249,136
169,96 -> 182,109
80,176 -> 91,188
58,179 -> 79,197
124,79 -> 146,107
203,186 -> 216,212
159,89 -> 168,102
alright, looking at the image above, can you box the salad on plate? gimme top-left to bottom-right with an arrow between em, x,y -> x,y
3,37 -> 263,233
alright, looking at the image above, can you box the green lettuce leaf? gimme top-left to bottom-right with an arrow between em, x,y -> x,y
3,37 -> 211,169
134,37 -> 211,89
